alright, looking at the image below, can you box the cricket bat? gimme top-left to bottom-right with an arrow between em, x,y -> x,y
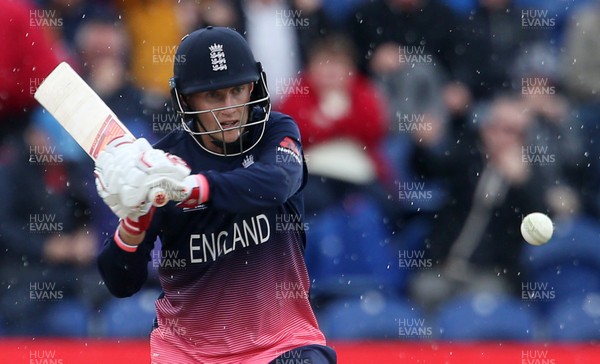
34,61 -> 169,207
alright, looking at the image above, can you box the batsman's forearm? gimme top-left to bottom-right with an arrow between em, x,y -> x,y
97,238 -> 150,298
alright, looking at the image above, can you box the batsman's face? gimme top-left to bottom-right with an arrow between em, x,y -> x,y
188,83 -> 254,145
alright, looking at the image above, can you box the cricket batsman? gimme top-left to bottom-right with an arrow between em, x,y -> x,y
94,26 -> 337,363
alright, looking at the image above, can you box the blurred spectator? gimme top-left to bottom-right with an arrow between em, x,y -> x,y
288,0 -> 332,66
320,0 -> 366,28
562,1 -> 600,103
561,4 -> 600,219
36,0 -> 114,49
461,0 -> 545,100
346,0 -> 467,82
115,0 -> 197,108
372,43 -> 447,130
278,34 -> 400,306
514,43 -> 584,203
0,0 -> 62,141
243,0 -> 330,107
409,96 -> 548,311
278,34 -> 392,212
31,16 -> 156,238
0,125 -> 109,336
73,17 -> 154,141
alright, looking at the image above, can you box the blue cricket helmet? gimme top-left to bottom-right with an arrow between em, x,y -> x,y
170,26 -> 270,156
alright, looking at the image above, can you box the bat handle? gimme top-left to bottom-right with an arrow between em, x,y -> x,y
149,187 -> 168,207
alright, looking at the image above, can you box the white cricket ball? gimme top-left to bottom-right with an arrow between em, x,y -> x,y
520,212 -> 554,246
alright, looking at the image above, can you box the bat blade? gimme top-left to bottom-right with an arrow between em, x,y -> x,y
34,62 -> 133,160
34,62 -> 168,207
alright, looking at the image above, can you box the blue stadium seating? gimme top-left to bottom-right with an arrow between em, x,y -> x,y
521,216 -> 600,314
435,292 -> 539,340
317,294 -> 426,340
101,289 -> 160,337
305,194 -> 404,299
43,299 -> 90,337
547,293 -> 600,341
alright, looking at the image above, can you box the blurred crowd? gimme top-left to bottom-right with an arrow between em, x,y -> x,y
1,0 -> 600,341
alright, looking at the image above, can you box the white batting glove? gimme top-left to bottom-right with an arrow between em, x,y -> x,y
153,174 -> 211,209
94,136 -> 191,220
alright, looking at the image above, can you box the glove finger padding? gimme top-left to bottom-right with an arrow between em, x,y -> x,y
94,137 -> 190,220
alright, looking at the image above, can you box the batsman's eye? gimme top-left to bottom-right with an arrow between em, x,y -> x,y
231,86 -> 244,95
205,91 -> 219,100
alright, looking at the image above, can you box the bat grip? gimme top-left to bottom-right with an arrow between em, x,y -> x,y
149,187 -> 168,207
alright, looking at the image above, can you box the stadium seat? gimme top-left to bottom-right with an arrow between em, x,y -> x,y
547,293 -> 600,341
305,194 -> 404,300
317,293 -> 427,340
520,216 -> 600,313
43,299 -> 90,337
101,289 -> 159,337
435,292 -> 539,340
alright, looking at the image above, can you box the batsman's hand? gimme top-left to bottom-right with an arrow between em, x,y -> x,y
94,136 -> 191,222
